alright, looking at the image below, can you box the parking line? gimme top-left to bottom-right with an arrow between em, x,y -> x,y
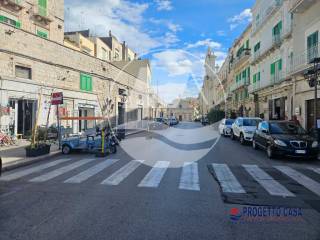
101,160 -> 144,185
309,167 -> 320,175
64,159 -> 119,183
243,165 -> 295,197
179,162 -> 200,191
211,163 -> 246,193
29,158 -> 96,182
275,166 -> 320,197
0,158 -> 72,181
138,161 -> 170,188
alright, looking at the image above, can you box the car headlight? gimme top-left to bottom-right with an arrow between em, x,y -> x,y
312,141 -> 318,148
274,139 -> 287,147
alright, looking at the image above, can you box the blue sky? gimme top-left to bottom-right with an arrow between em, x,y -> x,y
65,0 -> 255,103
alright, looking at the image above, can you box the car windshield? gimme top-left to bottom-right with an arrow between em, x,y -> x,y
270,122 -> 307,135
225,119 -> 234,125
243,119 -> 260,126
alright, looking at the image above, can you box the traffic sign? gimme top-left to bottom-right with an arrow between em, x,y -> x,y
51,92 -> 63,105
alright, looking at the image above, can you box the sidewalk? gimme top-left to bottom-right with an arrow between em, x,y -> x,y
1,129 -> 145,172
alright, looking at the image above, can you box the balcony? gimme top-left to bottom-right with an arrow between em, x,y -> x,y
251,24 -> 292,65
289,0 -> 315,13
252,0 -> 283,37
248,81 -> 261,94
271,70 -> 284,84
288,44 -> 320,75
230,78 -> 250,92
33,5 -> 51,25
233,49 -> 251,69
0,0 -> 23,12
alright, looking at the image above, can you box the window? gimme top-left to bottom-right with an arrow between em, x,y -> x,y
245,40 -> 249,49
272,21 -> 282,36
80,73 -> 93,91
38,0 -> 47,17
307,31 -> 318,63
254,42 -> 260,52
101,47 -> 107,60
15,66 -> 32,79
0,15 -> 21,28
253,72 -> 260,84
37,29 -> 48,39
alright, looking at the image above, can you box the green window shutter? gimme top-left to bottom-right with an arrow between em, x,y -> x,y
38,0 -> 47,16
0,15 -> 4,22
87,76 -> 92,91
80,73 -> 86,90
246,39 -> 249,48
271,63 -> 275,75
258,72 -> 260,81
253,74 -> 256,83
279,21 -> 282,32
15,20 -> 21,29
37,30 -> 48,38
278,59 -> 282,71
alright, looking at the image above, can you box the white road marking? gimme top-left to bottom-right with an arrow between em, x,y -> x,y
309,167 -> 320,175
29,158 -> 96,182
0,158 -> 72,181
243,165 -> 295,197
101,160 -> 144,185
138,161 -> 170,188
275,166 -> 320,197
179,162 -> 200,191
211,163 -> 246,193
64,159 -> 119,183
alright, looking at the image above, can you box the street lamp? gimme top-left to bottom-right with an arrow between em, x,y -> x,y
304,57 -> 320,129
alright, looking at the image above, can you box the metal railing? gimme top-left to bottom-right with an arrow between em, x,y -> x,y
233,49 -> 251,68
252,0 -> 283,36
288,44 -> 320,74
230,78 -> 250,92
271,70 -> 284,84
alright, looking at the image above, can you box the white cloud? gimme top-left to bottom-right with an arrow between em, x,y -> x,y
155,83 -> 187,103
153,50 -> 193,76
186,39 -> 222,49
154,0 -> 173,11
228,8 -> 252,30
214,51 -> 228,67
216,30 -> 226,36
65,0 -> 160,54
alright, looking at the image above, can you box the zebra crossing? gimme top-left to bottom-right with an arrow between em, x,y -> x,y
210,163 -> 320,198
1,158 -> 320,197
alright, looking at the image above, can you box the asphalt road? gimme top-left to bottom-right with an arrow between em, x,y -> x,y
1,122 -> 320,240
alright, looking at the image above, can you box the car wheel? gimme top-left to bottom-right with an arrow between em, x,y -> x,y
110,145 -> 117,154
267,145 -> 275,159
240,133 -> 245,145
62,145 -> 71,155
230,131 -> 235,140
252,139 -> 258,150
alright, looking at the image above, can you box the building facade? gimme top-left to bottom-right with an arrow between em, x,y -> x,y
167,98 -> 199,122
0,0 -> 157,137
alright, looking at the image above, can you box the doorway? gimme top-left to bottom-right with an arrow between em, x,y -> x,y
17,99 -> 36,137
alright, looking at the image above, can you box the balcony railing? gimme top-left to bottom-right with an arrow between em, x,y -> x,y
289,0 -> 314,13
271,70 -> 284,84
233,49 -> 251,68
33,5 -> 51,25
0,0 -> 23,11
230,78 -> 250,92
252,0 -> 283,36
251,24 -> 292,65
288,44 -> 320,75
248,81 -> 261,93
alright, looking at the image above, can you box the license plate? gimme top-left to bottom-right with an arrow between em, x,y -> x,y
295,150 -> 306,154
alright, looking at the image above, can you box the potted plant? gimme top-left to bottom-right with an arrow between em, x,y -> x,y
25,92 -> 51,157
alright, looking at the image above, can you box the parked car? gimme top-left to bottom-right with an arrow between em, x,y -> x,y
231,117 -> 262,144
169,116 -> 179,125
155,117 -> 165,123
201,117 -> 209,126
253,120 -> 318,159
218,118 -> 235,136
